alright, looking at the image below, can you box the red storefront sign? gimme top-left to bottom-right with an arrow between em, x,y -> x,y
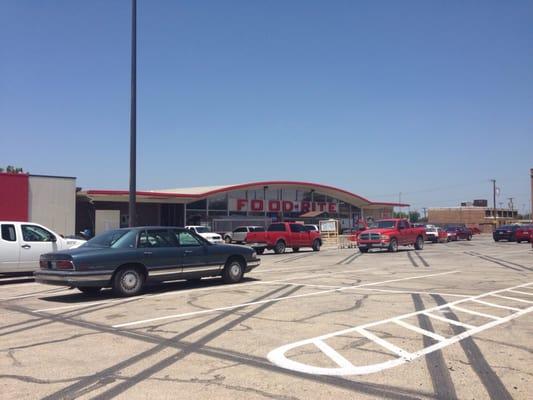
231,199 -> 337,214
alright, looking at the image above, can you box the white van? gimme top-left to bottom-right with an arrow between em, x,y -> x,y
0,221 -> 85,273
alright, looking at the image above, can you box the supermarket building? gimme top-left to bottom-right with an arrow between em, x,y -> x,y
77,181 -> 406,234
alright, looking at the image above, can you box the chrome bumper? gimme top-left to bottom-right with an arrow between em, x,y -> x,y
34,270 -> 113,286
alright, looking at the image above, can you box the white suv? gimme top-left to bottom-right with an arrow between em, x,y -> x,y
224,226 -> 265,244
185,226 -> 224,244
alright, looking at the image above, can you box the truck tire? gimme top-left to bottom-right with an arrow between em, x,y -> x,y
359,247 -> 369,253
222,258 -> 244,284
113,266 -> 145,297
467,234 -> 472,241
274,240 -> 286,254
256,248 -> 265,255
312,239 -> 321,252
414,236 -> 424,250
224,236 -> 232,244
388,238 -> 398,253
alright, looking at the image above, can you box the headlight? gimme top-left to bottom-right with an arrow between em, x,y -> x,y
380,234 -> 389,240
252,251 -> 257,258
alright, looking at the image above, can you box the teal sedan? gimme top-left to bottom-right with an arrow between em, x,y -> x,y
34,227 -> 260,297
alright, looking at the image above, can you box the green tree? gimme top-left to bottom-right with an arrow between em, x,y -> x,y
409,211 -> 420,223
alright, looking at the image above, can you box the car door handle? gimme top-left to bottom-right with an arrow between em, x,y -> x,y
184,250 -> 193,254
143,251 -> 153,255
21,244 -> 31,249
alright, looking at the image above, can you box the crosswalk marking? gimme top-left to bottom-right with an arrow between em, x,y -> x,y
268,282 -> 533,376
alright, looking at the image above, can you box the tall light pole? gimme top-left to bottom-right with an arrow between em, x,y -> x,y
490,179 -> 496,223
129,0 -> 137,227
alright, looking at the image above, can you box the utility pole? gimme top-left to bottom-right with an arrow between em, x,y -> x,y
490,179 -> 496,223
508,197 -> 514,211
422,207 -> 428,220
530,168 -> 533,221
128,0 -> 137,227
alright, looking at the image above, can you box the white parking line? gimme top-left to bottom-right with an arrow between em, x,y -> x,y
112,270 -> 459,328
33,268 -> 375,313
347,287 -> 470,298
267,282 -> 533,376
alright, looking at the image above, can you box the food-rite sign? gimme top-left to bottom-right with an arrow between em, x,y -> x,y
230,199 -> 338,214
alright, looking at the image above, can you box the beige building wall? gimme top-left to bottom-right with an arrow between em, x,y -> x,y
428,208 -> 486,225
28,175 -> 76,235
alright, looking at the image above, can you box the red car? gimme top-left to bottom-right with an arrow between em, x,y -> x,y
445,226 -> 472,241
516,225 -> 533,243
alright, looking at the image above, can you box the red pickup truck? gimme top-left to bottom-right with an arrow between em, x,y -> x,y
245,222 -> 322,254
357,219 -> 425,253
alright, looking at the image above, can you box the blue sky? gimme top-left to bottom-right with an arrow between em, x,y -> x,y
1,1 -> 532,214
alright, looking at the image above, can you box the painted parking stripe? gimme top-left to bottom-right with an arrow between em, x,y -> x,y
34,268 -> 375,313
490,294 -> 533,304
393,319 -> 446,342
471,299 -> 520,311
112,271 -> 459,328
421,313 -> 476,329
267,282 -> 533,376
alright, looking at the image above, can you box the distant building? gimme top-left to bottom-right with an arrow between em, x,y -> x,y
428,206 -> 519,232
0,172 -> 76,235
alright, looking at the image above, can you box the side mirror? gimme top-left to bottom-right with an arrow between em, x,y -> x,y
50,236 -> 57,242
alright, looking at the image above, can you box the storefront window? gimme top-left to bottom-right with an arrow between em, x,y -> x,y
208,193 -> 227,210
187,199 -> 206,210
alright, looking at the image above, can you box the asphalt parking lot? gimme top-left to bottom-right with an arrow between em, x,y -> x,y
1,235 -> 532,400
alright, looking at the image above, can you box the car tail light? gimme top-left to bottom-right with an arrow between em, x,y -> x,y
39,260 -> 48,269
56,260 -> 74,270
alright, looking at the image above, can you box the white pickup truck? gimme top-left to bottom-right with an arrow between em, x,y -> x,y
0,221 -> 85,273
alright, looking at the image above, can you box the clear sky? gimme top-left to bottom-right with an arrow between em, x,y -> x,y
1,1 -> 532,214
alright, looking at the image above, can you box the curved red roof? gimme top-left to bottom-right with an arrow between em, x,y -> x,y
85,180 -> 408,207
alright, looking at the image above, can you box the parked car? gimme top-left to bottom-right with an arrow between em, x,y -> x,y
223,226 -> 265,244
34,226 -> 260,296
341,223 -> 368,243
424,225 -> 439,243
493,225 -> 520,242
303,224 -> 320,232
425,225 -> 448,243
185,226 -> 224,244
515,225 -> 533,243
446,226 -> 473,241
0,221 -> 85,274
245,222 -> 322,254
357,219 -> 425,253
445,228 -> 458,241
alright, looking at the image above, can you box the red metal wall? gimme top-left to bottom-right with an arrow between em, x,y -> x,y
0,173 -> 29,221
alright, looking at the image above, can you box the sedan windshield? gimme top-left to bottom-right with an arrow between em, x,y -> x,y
369,220 -> 396,229
82,229 -> 137,249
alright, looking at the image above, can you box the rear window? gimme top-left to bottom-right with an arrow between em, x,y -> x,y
83,229 -> 137,249
290,224 -> 303,232
500,225 -> 517,230
1,224 -> 16,241
234,227 -> 247,233
268,224 -> 286,232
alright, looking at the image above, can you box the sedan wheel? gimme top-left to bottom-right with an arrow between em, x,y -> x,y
223,259 -> 244,284
113,267 -> 144,297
